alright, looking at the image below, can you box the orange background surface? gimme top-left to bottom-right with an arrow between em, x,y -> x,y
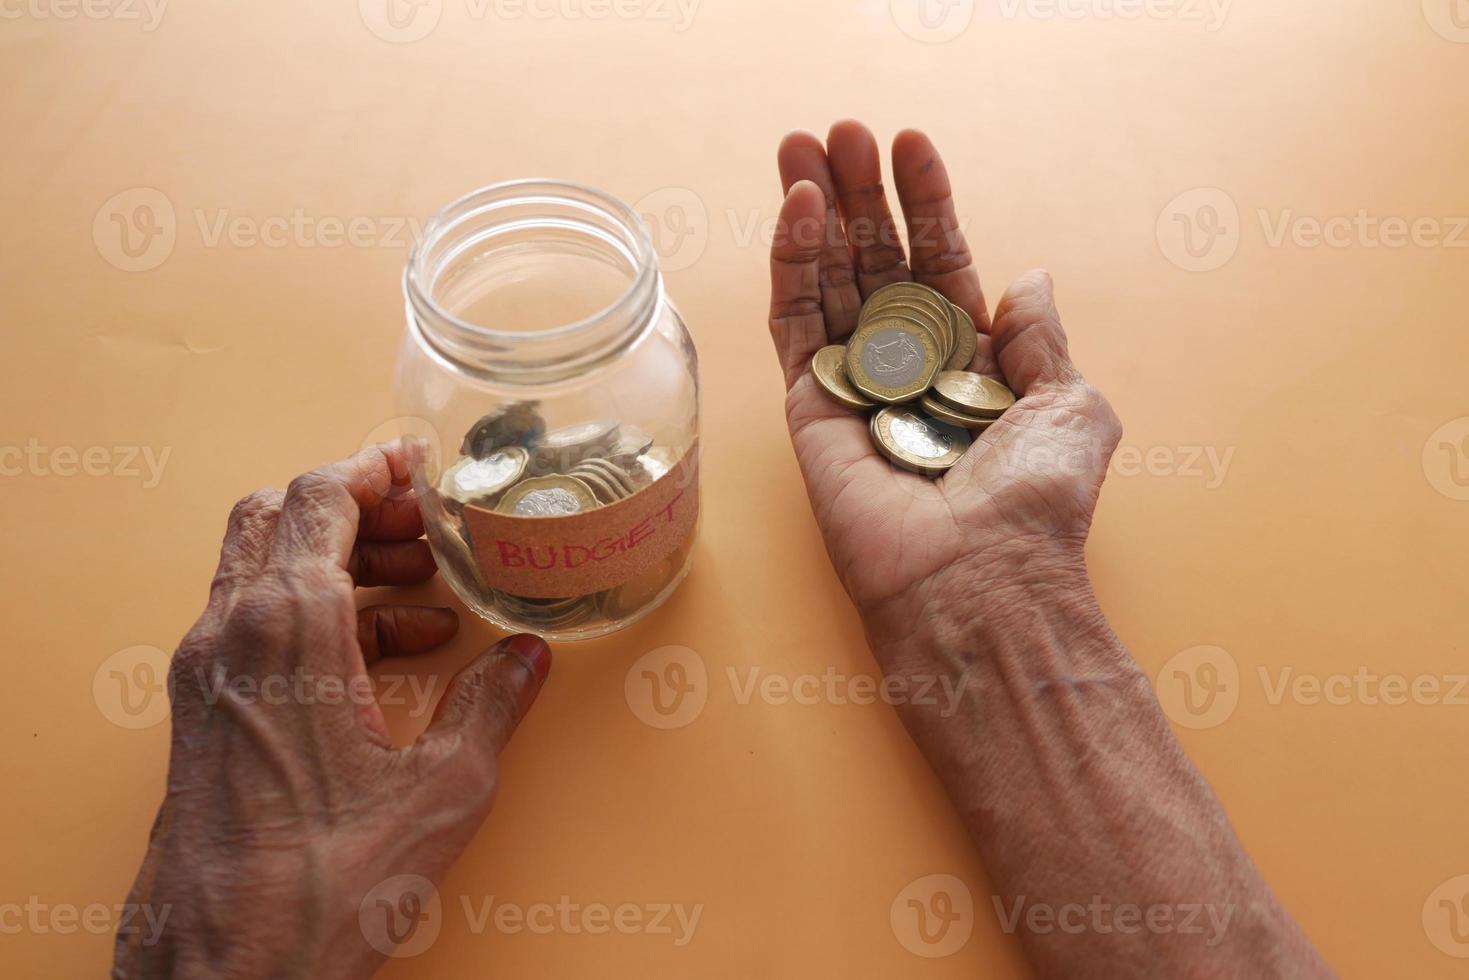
4,0 -> 1469,976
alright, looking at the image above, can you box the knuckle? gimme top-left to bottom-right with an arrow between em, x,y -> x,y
285,470 -> 347,510
229,488 -> 281,526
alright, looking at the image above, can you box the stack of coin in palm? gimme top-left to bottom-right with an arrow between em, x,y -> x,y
808,282 -> 1016,477
433,403 -> 676,630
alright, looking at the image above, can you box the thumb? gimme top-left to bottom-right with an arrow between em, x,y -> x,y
990,270 -> 1082,395
421,634 -> 552,759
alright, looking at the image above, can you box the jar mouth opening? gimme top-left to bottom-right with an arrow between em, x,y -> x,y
405,179 -> 659,347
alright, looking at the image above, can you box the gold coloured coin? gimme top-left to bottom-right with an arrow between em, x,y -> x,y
566,467 -> 620,505
845,316 -> 941,404
931,371 -> 1016,418
811,345 -> 875,410
865,305 -> 950,365
862,284 -> 955,358
862,293 -> 953,362
944,306 -> 977,371
580,458 -> 638,497
439,447 -> 529,504
919,393 -> 998,431
495,475 -> 599,517
870,405 -> 971,475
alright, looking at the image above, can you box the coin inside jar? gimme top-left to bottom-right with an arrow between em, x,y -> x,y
462,402 -> 545,459
845,316 -> 942,404
931,371 -> 1016,418
439,447 -> 529,504
871,405 -> 971,475
496,475 -> 599,516
811,345 -> 875,409
530,420 -> 621,472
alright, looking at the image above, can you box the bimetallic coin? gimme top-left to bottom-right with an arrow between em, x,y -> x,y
439,448 -> 529,504
862,296 -> 953,362
944,306 -> 978,371
866,306 -> 950,366
462,402 -> 545,459
920,393 -> 998,431
870,406 -> 971,476
931,371 -> 1016,418
846,316 -> 942,404
862,283 -> 955,360
496,475 -> 599,517
811,345 -> 875,410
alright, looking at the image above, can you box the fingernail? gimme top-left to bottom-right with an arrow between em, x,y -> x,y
499,633 -> 552,685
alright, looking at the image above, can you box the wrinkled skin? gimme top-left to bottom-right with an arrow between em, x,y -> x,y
768,120 -> 1121,652
113,444 -> 550,980
767,122 -> 1333,980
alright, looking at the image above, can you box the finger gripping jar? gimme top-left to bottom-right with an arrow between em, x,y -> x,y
396,180 -> 699,641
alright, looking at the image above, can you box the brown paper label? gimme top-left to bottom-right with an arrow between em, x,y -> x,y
462,442 -> 699,599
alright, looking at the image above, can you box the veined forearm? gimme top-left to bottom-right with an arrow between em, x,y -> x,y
875,572 -> 1333,979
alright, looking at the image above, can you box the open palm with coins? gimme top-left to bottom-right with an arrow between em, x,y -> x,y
767,120 -> 1121,656
766,121 -> 1334,979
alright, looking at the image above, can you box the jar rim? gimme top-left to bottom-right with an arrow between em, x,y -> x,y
405,178 -> 660,347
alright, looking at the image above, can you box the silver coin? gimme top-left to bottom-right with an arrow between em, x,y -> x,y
889,412 -> 956,460
859,328 -> 929,389
511,488 -> 584,516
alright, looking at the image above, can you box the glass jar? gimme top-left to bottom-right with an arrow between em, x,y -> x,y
395,180 -> 699,641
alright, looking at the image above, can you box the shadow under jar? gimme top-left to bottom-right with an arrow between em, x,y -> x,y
396,180 -> 699,641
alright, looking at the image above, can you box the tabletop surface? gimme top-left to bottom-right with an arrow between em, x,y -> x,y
4,0 -> 1468,975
